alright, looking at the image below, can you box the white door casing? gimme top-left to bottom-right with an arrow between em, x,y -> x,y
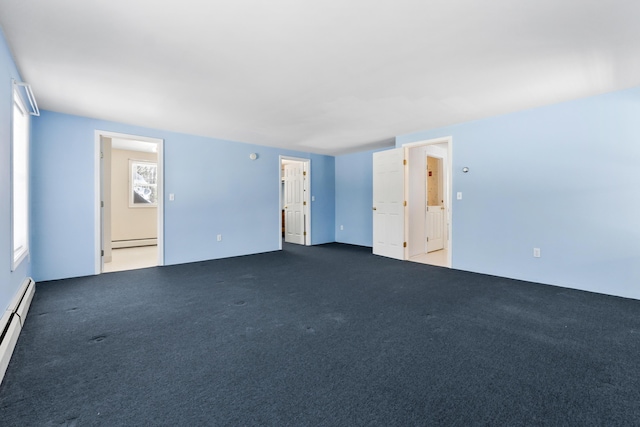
373,148 -> 405,260
401,136 -> 453,268
94,130 -> 164,274
284,162 -> 305,245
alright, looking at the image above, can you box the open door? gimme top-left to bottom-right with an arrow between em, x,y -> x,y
100,136 -> 108,272
426,206 -> 445,252
372,148 -> 405,260
426,156 -> 445,252
284,162 -> 305,244
95,131 -> 164,274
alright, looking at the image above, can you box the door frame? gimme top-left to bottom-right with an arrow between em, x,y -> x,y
402,136 -> 453,267
278,156 -> 311,249
94,130 -> 165,274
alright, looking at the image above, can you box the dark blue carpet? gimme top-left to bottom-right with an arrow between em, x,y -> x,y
1,243 -> 639,426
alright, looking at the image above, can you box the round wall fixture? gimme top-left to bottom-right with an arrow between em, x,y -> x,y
249,153 -> 258,160
462,167 -> 469,173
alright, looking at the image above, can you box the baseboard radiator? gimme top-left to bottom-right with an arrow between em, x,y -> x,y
112,238 -> 157,249
0,277 -> 35,385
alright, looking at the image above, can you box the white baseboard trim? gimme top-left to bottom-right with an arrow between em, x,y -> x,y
112,239 -> 157,249
0,277 -> 35,385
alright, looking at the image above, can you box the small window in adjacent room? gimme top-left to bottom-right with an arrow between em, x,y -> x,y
129,160 -> 158,207
11,86 -> 30,270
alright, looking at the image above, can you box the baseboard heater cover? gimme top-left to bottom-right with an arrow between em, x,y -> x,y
0,277 -> 35,386
112,238 -> 157,249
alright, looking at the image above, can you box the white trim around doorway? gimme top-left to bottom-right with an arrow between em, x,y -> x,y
402,136 -> 453,268
94,130 -> 165,274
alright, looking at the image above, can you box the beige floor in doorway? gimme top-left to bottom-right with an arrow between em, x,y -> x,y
103,245 -> 158,273
409,249 -> 449,268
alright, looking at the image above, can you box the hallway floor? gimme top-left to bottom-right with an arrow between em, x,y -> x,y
103,245 -> 158,273
409,248 -> 449,267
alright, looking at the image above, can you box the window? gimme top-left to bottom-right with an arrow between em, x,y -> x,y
129,160 -> 158,207
12,87 -> 30,270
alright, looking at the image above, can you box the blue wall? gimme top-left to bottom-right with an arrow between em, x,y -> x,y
334,87 -> 640,299
31,111 -> 335,281
395,87 -> 640,299
0,29 -> 30,312
309,154 -> 336,245
335,148 -> 384,247
8,18 -> 640,300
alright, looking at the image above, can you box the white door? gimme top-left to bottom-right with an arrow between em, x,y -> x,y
284,162 -> 305,244
373,148 -> 405,260
407,145 -> 426,258
426,206 -> 444,252
100,137 -> 105,272
426,154 -> 445,253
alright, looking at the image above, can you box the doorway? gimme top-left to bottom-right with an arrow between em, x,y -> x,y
405,138 -> 451,267
94,131 -> 164,274
279,156 -> 311,248
372,137 -> 452,267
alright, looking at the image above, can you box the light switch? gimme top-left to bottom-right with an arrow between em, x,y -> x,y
169,193 -> 175,201
312,196 -> 315,202
457,192 -> 462,200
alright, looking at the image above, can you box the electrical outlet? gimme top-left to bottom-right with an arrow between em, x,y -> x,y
533,248 -> 541,258
340,225 -> 344,230
217,234 -> 222,242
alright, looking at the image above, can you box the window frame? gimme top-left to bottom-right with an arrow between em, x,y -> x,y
129,159 -> 158,208
11,85 -> 30,271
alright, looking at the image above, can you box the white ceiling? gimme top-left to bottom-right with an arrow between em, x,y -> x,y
2,0 -> 639,155
110,137 -> 157,153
